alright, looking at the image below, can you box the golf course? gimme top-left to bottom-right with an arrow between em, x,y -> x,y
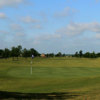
0,57 -> 100,100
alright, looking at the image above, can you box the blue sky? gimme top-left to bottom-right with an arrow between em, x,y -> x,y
0,0 -> 100,54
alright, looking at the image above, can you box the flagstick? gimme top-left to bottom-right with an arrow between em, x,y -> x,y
31,61 -> 32,75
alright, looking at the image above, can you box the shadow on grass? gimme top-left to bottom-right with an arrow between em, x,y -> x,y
0,91 -> 80,100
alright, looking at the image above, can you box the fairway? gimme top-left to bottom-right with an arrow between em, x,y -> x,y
0,57 -> 100,99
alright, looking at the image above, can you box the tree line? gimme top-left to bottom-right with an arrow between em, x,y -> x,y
0,46 -> 67,59
0,45 -> 40,60
45,52 -> 66,57
0,46 -> 100,59
74,50 -> 100,58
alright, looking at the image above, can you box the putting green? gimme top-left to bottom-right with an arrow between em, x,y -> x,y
6,67 -> 100,79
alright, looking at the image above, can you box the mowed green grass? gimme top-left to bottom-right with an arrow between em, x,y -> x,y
0,57 -> 100,99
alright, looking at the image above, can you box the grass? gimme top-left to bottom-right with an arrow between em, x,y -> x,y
0,57 -> 100,99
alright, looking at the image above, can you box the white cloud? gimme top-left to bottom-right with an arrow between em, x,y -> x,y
96,0 -> 99,3
32,22 -> 100,45
54,7 -> 76,18
96,34 -> 100,39
40,12 -> 48,22
33,33 -> 61,45
16,32 -> 25,37
0,30 -> 9,34
0,13 -> 6,19
36,34 -> 61,41
10,24 -> 23,31
31,24 -> 43,29
0,0 -> 26,8
57,22 -> 100,36
21,16 -> 39,23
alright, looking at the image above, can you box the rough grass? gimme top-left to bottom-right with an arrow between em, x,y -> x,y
0,57 -> 100,99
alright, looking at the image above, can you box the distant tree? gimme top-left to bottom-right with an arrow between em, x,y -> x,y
46,53 -> 49,57
79,50 -> 83,58
0,49 -> 3,58
46,53 -> 55,57
18,45 -> 22,56
0,45 -> 41,59
90,51 -> 97,58
22,48 -> 30,58
30,48 -> 40,57
3,48 -> 10,58
75,52 -> 79,57
56,52 -> 62,57
11,46 -> 16,60
97,53 -> 100,57
82,51 -> 97,58
15,47 -> 20,59
62,54 -> 66,57
74,50 -> 97,58
11,46 -> 21,60
50,53 -> 55,57
84,52 -> 90,58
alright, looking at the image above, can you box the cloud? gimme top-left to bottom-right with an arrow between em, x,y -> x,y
0,13 -> 7,19
10,24 -> 23,31
32,22 -> 100,46
40,12 -> 48,22
21,16 -> 40,23
56,22 -> 100,36
33,33 -> 62,45
96,0 -> 99,3
36,34 -> 61,41
15,32 -> 25,37
31,24 -> 43,29
0,30 -> 9,34
54,7 -> 76,18
96,34 -> 100,39
0,0 -> 27,8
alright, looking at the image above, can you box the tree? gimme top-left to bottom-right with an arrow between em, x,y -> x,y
17,45 -> 22,56
11,46 -> 21,60
0,45 -> 41,59
0,49 -> 3,58
75,52 -> 79,57
90,51 -> 97,58
84,52 -> 90,58
79,50 -> 83,58
11,46 -> 16,60
22,48 -> 30,58
62,54 -> 66,57
46,53 -> 55,57
3,48 -> 10,58
30,48 -> 40,57
56,52 -> 62,57
97,53 -> 100,57
49,53 -> 55,57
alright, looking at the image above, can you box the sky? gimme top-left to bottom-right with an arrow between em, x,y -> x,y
0,0 -> 100,54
